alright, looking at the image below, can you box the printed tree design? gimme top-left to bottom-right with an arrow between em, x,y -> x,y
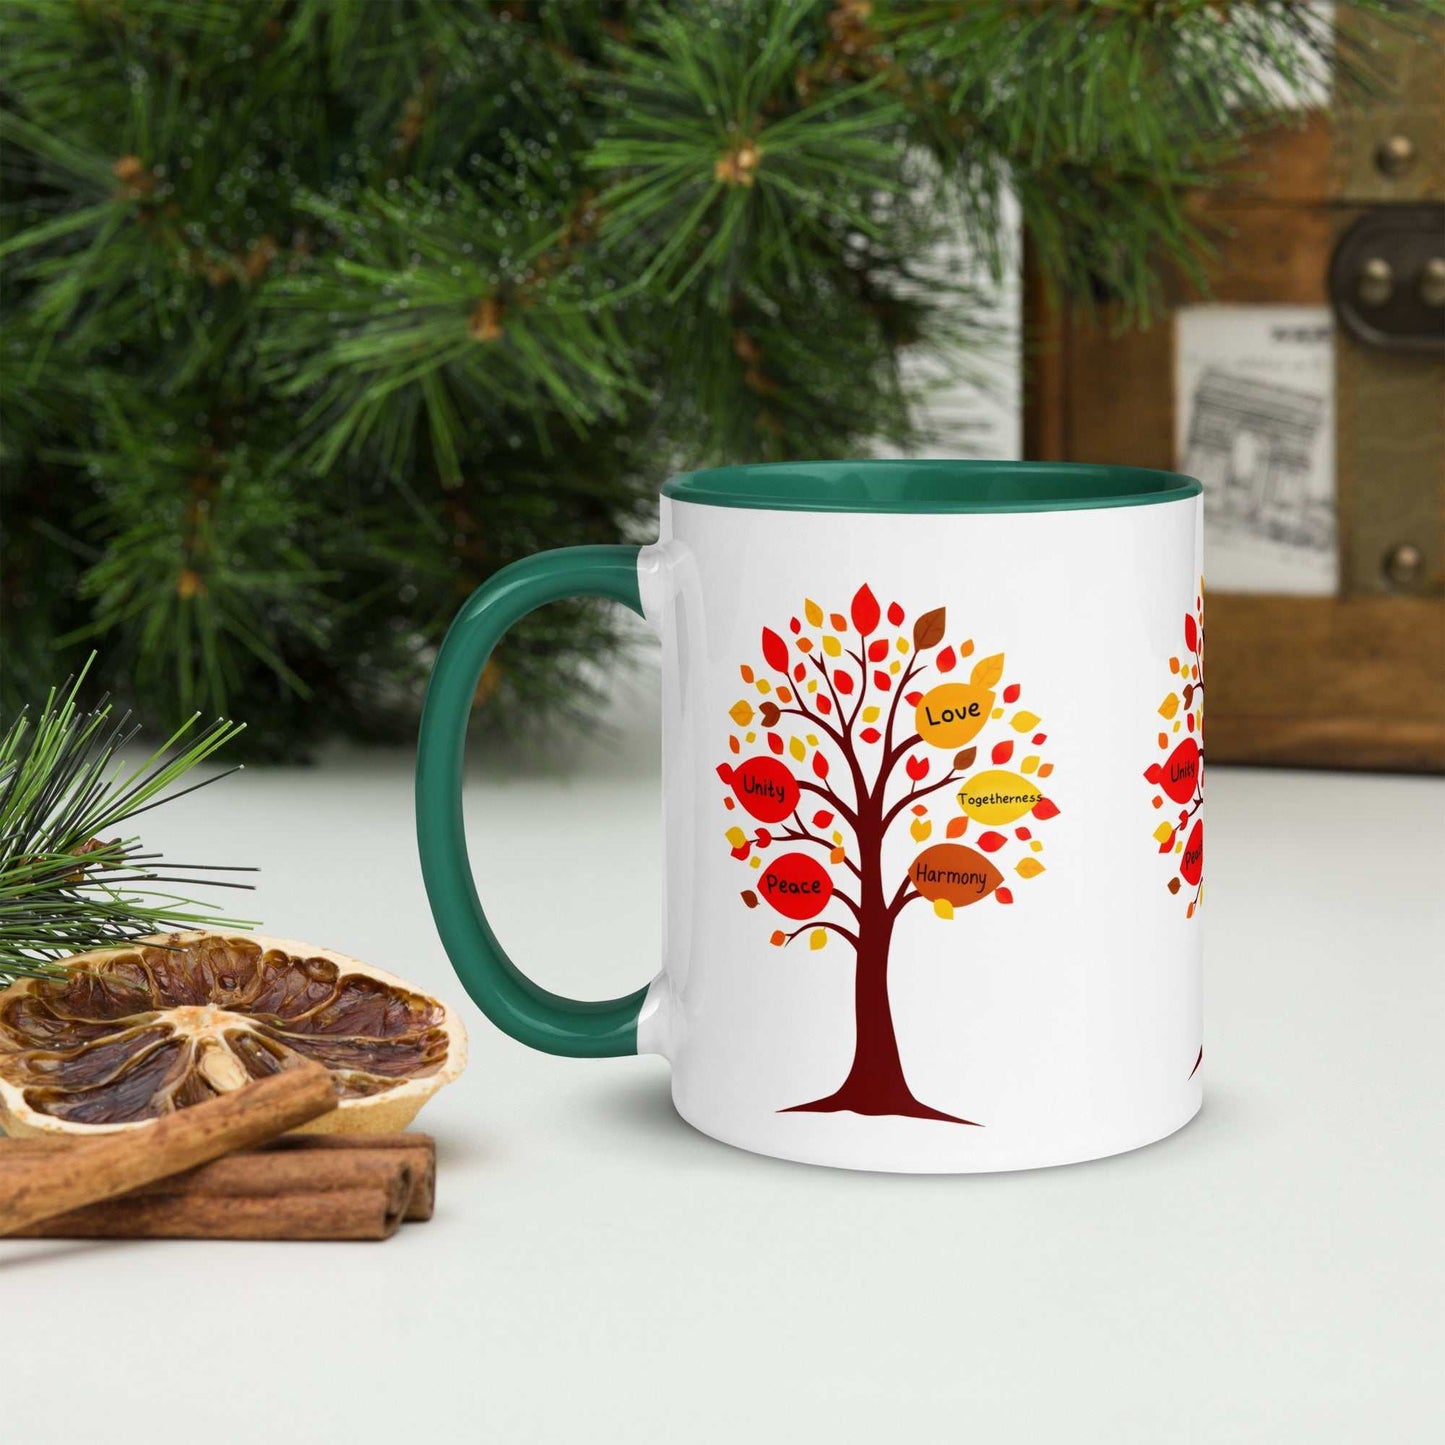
717,586 -> 1059,1125
1144,582 -> 1205,918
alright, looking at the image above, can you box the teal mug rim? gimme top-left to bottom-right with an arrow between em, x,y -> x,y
662,459 -> 1202,514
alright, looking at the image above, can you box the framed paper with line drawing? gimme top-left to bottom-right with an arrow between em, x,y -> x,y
1175,305 -> 1336,596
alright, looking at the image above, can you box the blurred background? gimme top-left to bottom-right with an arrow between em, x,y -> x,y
1,0 -> 1441,768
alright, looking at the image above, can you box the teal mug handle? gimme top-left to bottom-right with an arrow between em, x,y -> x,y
416,545 -> 649,1057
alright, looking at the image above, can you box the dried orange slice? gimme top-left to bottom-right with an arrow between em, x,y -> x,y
0,932 -> 467,1138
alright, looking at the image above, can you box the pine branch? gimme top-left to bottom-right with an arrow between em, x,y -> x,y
0,660 -> 255,983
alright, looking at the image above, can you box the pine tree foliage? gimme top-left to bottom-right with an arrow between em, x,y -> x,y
0,661 -> 252,983
0,1 -> 1431,757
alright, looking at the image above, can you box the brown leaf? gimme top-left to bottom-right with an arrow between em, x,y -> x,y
741,890 -> 759,909
759,700 -> 781,728
1167,878 -> 1181,895
953,746 -> 977,771
912,607 -> 946,651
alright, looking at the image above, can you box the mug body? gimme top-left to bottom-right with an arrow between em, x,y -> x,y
635,461 -> 1204,1172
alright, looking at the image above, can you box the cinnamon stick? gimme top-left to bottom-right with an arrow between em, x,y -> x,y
0,1132 -> 436,1222
261,1134 -> 437,1221
12,1183 -> 408,1241
0,1062 -> 337,1237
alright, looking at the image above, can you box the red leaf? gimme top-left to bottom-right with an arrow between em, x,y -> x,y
911,804 -> 928,816
762,627 -> 789,672
1032,733 -> 1046,745
867,638 -> 889,662
1002,683 -> 1020,704
936,646 -> 956,673
945,817 -> 968,839
873,671 -> 891,691
1184,612 -> 1198,652
789,617 -> 801,634
1158,827 -> 1176,855
755,828 -> 772,847
817,695 -> 832,714
991,740 -> 1013,765
1032,797 -> 1060,820
768,733 -> 783,755
1015,826 -> 1031,840
977,830 -> 1006,852
812,810 -> 833,828
904,691 -> 922,706
834,670 -> 854,695
859,727 -> 881,743
906,755 -> 928,781
730,843 -> 751,860
887,601 -> 904,626
1144,763 -> 1162,784
813,753 -> 829,779
793,663 -> 805,682
994,886 -> 1014,905
851,584 -> 881,635
716,764 -> 734,783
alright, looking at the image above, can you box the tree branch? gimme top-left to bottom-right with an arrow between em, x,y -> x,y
774,810 -> 862,881
797,778 -> 858,830
881,771 -> 959,833
782,918 -> 859,950
805,653 -> 869,816
888,879 -> 920,920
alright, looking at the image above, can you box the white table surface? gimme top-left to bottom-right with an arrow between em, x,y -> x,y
5,669 -> 1442,1445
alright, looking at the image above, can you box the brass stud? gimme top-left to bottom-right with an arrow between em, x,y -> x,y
1357,257 -> 1393,307
1375,134 -> 1415,177
1420,257 -> 1445,309
1382,543 -> 1424,589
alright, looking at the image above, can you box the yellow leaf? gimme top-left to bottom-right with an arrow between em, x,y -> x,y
756,679 -> 771,694
1159,693 -> 1180,719
729,700 -> 754,726
933,898 -> 954,920
970,652 -> 1004,688
745,731 -> 756,742
1016,857 -> 1045,879
807,680 -> 818,693
910,817 -> 932,842
831,830 -> 842,844
861,706 -> 880,722
809,929 -> 827,951
750,855 -> 761,869
804,598 -> 823,627
1020,754 -> 1039,774
806,734 -> 818,747
897,638 -> 910,653
725,826 -> 747,847
958,770 -> 1042,825
822,636 -> 842,657
1030,839 -> 1043,852
889,660 -> 901,674
789,736 -> 806,761
992,708 -> 1003,719
1153,822 -> 1174,844
1010,710 -> 1041,732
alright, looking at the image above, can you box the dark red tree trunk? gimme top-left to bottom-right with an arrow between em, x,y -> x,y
781,845 -> 978,1125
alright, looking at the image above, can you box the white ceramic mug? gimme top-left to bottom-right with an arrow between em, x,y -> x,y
418,460 -> 1205,1172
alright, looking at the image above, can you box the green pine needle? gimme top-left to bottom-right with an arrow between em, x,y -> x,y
0,659 -> 256,984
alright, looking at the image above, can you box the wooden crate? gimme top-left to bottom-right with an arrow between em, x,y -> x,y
1023,14 -> 1444,772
